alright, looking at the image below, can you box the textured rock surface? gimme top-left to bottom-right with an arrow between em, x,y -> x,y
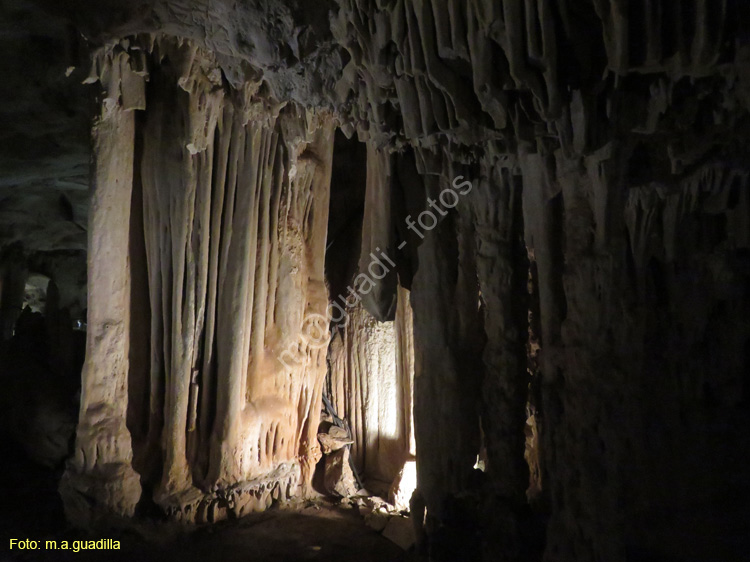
323,447 -> 358,498
59,36 -> 335,525
382,514 -> 417,551
318,426 -> 354,454
328,303 -> 409,486
328,287 -> 415,489
1,1 -> 749,561
0,0 -> 90,326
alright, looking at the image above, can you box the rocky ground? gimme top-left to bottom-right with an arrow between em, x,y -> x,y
0,437 -> 410,562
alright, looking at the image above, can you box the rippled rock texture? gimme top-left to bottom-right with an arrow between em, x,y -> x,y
1,1 -> 749,561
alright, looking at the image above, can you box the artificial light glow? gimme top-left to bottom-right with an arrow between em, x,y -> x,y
391,459 -> 417,512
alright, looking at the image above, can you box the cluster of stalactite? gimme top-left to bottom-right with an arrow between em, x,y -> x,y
328,1 -> 750,561
50,0 -> 750,560
61,36 -> 335,525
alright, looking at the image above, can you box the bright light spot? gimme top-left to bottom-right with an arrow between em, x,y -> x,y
473,455 -> 485,472
391,459 -> 417,512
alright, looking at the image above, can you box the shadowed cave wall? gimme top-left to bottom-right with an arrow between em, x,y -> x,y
1,1 -> 750,561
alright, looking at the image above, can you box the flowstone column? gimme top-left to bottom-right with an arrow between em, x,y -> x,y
60,50 -> 144,527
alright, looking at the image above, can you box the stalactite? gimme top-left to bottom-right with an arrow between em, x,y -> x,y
469,151 -> 531,558
138,41 -> 226,505
358,143 -> 398,321
473,154 -> 529,500
395,285 -> 416,459
407,149 -> 485,554
41,2 -> 750,560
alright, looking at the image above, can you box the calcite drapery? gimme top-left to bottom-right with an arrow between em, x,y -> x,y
327,292 -> 415,488
327,142 -> 416,490
45,1 -> 750,560
62,37 -> 334,524
329,1 -> 750,560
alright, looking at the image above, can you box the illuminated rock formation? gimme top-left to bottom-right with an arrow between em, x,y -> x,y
328,292 -> 415,489
1,2 -> 749,561
61,37 -> 334,524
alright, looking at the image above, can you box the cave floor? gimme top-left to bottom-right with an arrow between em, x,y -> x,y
0,438 -> 406,562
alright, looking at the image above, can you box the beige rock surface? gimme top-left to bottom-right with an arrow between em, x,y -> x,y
60,37 -> 336,525
318,426 -> 354,454
324,447 -> 358,499
1,2 -> 749,562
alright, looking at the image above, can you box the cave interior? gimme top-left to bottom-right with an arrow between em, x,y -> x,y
1,0 -> 749,561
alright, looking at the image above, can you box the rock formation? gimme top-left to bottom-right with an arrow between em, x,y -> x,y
327,293 -> 415,490
1,1 -> 749,561
57,36 -> 336,525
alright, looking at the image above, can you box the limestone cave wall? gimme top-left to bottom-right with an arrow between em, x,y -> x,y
1,1 -> 749,561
